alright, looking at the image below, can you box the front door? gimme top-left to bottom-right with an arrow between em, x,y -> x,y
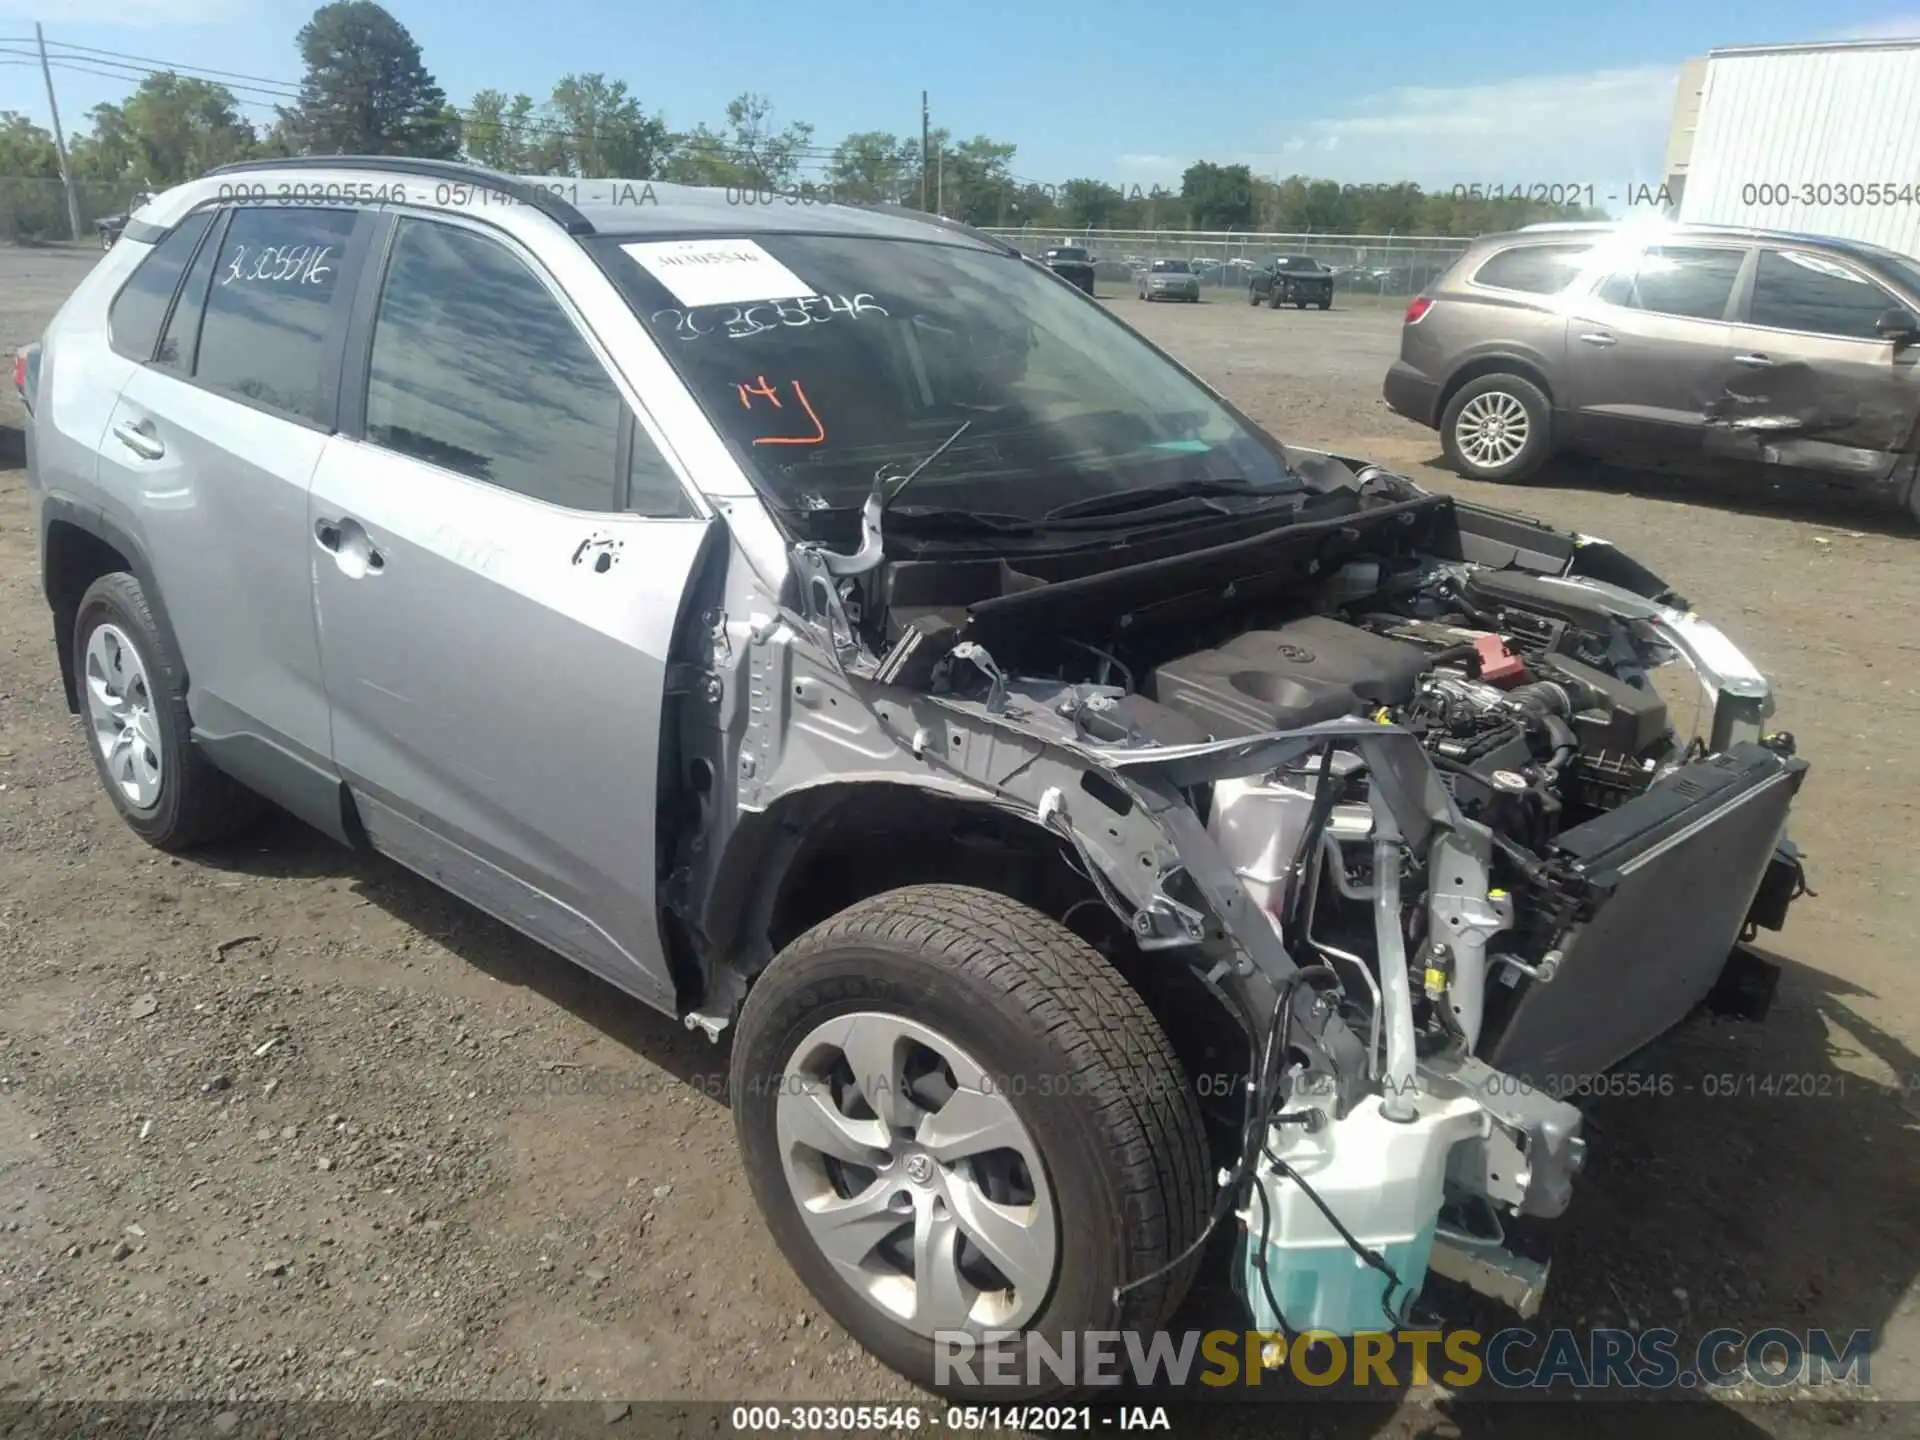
1706,246 -> 1920,484
308,213 -> 711,1013
1559,242 -> 1751,463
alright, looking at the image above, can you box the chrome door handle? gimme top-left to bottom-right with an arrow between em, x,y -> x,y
110,419 -> 165,460
315,516 -> 385,576
1577,332 -> 1617,347
1733,352 -> 1774,367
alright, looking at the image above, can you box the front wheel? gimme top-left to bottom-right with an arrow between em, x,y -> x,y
1317,298 -> 1332,310
1440,373 -> 1552,483
731,885 -> 1208,1399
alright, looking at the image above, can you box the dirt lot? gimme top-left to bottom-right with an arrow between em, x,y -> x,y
3,252 -> 1919,1435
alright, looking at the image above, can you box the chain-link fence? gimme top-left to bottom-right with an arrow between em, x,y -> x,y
984,227 -> 1474,297
0,178 -> 152,246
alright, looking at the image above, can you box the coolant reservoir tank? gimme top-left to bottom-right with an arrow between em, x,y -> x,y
1236,1092 -> 1487,1336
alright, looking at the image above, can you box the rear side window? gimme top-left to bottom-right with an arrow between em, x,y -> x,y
1749,250 -> 1895,339
1596,245 -> 1745,320
366,218 -> 642,512
108,212 -> 213,362
156,211 -> 227,374
195,206 -> 359,425
1470,244 -> 1591,295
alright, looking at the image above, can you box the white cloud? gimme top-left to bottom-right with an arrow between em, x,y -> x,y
1263,62 -> 1681,195
0,0 -> 252,24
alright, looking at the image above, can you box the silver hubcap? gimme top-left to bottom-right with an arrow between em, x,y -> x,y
776,1011 -> 1058,1337
1455,391 -> 1531,469
84,623 -> 164,810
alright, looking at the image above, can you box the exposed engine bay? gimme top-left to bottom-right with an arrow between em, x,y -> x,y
713,461 -> 1811,1340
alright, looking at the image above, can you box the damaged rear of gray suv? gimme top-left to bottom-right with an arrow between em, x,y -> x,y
28,163 -> 1810,1398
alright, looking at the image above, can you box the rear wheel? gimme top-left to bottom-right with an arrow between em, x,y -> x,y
1247,285 -> 1260,306
72,573 -> 264,850
731,884 -> 1208,1399
1440,373 -> 1552,483
1317,298 -> 1332,310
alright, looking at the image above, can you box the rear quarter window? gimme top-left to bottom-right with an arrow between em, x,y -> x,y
108,212 -> 214,363
1469,244 -> 1593,295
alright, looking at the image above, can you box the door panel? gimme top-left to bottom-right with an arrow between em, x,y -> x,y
1704,249 -> 1920,483
100,373 -> 332,772
307,438 -> 711,1010
1559,245 -> 1749,459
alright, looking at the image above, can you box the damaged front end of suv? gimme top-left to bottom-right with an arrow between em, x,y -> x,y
670,465 -> 1806,1343
608,218 -> 1809,1371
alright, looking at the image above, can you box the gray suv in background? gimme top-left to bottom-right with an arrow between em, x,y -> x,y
1383,222 -> 1920,514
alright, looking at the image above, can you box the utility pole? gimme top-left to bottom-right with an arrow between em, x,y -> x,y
936,147 -> 944,217
36,24 -> 83,242
920,91 -> 929,212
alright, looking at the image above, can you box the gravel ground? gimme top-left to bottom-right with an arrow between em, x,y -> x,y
3,252 -> 1919,1436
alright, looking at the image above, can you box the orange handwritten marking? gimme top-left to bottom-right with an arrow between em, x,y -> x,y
745,379 -> 827,446
735,374 -> 781,408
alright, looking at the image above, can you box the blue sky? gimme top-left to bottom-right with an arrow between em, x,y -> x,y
3,0 -> 1917,206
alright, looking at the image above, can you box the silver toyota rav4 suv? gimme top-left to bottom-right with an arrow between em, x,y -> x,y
23,159 -> 1809,1395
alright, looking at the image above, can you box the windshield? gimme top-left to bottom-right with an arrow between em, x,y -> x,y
1151,259 -> 1192,273
1049,248 -> 1089,262
1276,257 -> 1320,271
598,234 -> 1300,520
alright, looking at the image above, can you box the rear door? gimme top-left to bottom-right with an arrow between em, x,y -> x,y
97,203 -> 375,838
1706,247 -> 1920,484
1559,242 -> 1750,461
307,211 -> 711,1012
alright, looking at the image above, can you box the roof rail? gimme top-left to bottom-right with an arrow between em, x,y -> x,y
204,155 -> 596,236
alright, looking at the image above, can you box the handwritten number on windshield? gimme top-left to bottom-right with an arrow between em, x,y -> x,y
734,375 -> 826,446
651,293 -> 889,342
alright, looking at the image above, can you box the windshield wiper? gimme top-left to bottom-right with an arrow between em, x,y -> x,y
1043,478 -> 1291,521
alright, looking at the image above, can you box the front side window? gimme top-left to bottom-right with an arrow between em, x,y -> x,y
1595,245 -> 1745,321
366,218 -> 631,511
602,233 -> 1299,521
1470,243 -> 1593,295
195,206 -> 358,425
109,211 -> 213,362
1749,250 -> 1897,339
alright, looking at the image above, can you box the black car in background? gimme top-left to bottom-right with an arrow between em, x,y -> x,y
1251,255 -> 1335,310
1043,245 -> 1097,294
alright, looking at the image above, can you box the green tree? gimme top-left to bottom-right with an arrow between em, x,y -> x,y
827,130 -> 918,203
1057,178 -> 1125,230
1181,161 -> 1255,229
464,88 -> 539,170
0,111 -> 61,179
923,132 -> 1019,225
665,93 -> 813,188
70,74 -> 256,187
281,1 -> 459,157
545,74 -> 671,178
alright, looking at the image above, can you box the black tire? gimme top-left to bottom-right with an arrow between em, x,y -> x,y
1247,285 -> 1260,306
1317,298 -> 1332,311
72,572 -> 264,851
1269,287 -> 1285,309
1439,372 -> 1553,483
732,884 -> 1208,1399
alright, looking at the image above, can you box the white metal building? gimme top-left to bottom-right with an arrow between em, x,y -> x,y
1669,37 -> 1920,258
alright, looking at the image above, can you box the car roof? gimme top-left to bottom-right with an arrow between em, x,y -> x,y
140,157 -> 1008,255
1500,219 -> 1901,267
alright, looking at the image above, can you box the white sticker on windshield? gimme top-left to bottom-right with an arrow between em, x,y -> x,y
621,238 -> 816,308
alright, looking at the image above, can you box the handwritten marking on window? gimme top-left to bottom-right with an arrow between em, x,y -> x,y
219,243 -> 335,287
733,376 -> 826,446
650,293 -> 889,342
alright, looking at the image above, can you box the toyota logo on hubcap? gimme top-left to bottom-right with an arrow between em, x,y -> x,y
904,1153 -> 935,1185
